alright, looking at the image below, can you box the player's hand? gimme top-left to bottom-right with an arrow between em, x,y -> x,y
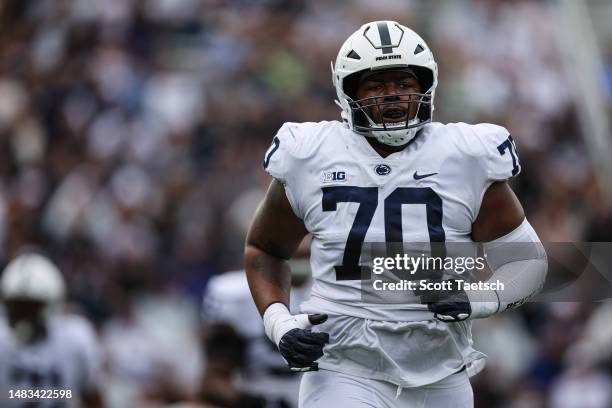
263,303 -> 330,372
424,281 -> 472,322
279,314 -> 329,372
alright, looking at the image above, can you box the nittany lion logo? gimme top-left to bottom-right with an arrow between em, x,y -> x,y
374,164 -> 392,176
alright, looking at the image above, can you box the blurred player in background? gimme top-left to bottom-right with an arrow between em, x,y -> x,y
202,237 -> 313,407
0,252 -> 103,408
245,21 -> 548,407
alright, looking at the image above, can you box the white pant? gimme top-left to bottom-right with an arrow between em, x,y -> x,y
310,315 -> 485,388
299,368 -> 473,408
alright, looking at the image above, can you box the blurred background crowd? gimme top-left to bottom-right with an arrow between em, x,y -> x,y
1,0 -> 612,407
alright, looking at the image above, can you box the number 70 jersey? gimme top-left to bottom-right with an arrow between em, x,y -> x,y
264,120 -> 520,321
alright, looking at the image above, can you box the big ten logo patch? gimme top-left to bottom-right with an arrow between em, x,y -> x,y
322,171 -> 347,183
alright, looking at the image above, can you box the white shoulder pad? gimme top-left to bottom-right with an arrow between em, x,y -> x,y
202,270 -> 250,320
51,314 -> 99,350
202,271 -> 264,338
263,121 -> 333,218
471,123 -> 521,182
263,123 -> 297,183
263,121 -> 330,183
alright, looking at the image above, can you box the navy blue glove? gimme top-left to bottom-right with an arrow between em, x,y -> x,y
264,303 -> 330,372
279,314 -> 330,372
425,282 -> 472,322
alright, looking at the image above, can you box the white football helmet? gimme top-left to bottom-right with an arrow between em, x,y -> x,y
332,21 -> 438,146
1,253 -> 66,303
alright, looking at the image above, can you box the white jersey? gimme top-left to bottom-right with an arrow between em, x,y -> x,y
0,313 -> 101,407
264,120 -> 520,321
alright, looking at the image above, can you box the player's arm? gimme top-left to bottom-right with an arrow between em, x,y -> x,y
471,181 -> 525,242
245,179 -> 329,371
428,181 -> 548,321
245,178 -> 308,314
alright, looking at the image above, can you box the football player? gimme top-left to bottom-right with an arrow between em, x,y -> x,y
245,21 -> 547,407
0,253 -> 103,408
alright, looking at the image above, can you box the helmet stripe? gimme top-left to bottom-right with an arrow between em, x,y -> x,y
376,22 -> 393,54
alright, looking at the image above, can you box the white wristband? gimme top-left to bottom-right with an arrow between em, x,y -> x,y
465,288 -> 500,318
263,303 -> 313,346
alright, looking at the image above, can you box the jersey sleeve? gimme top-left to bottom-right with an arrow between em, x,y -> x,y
263,123 -> 300,183
472,123 -> 521,182
262,122 -> 304,217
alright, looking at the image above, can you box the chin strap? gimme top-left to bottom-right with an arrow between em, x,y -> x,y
369,120 -> 422,147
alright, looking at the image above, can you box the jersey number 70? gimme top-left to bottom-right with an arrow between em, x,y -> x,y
322,187 -> 445,280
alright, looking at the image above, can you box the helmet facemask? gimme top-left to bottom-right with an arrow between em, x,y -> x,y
343,67 -> 434,146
